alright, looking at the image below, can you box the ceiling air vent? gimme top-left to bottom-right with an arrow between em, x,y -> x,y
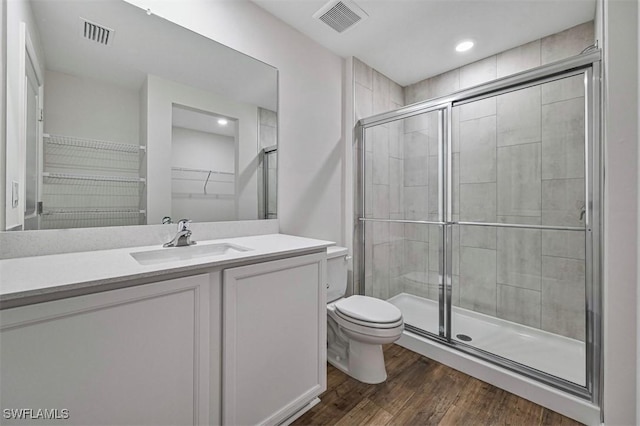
79,18 -> 114,46
313,0 -> 369,34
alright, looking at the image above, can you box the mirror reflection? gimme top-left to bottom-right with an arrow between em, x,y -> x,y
4,0 -> 278,231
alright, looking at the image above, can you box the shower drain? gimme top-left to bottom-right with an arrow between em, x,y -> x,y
456,334 -> 472,342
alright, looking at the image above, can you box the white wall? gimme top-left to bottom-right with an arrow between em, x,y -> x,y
143,74 -> 258,224
4,0 -> 44,230
171,126 -> 236,222
1,0 -> 7,231
43,70 -> 139,144
125,0 -> 345,244
602,0 -> 639,424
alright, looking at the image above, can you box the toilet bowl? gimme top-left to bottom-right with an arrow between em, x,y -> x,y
326,246 -> 404,384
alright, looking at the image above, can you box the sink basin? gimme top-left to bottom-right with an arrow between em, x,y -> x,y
130,243 -> 251,265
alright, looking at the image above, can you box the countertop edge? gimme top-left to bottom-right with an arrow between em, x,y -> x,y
1,234 -> 335,310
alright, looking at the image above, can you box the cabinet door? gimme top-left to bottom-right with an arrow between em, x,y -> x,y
1,274 -> 213,426
223,253 -> 327,426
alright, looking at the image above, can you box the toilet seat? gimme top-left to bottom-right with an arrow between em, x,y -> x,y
334,295 -> 402,328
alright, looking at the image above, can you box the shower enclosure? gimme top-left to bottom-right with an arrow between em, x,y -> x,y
355,51 -> 601,403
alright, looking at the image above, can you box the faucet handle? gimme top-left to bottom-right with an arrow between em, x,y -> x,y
177,219 -> 191,231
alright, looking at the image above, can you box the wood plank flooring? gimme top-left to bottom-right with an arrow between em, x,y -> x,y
293,344 -> 583,426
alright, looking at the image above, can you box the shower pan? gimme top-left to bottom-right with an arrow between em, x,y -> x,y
355,51 -> 601,407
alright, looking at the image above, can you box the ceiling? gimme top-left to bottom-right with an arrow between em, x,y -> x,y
252,0 -> 596,86
30,0 -> 278,110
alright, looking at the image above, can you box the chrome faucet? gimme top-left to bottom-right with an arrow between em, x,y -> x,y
164,219 -> 196,247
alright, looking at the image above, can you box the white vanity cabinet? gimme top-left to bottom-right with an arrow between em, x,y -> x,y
222,252 -> 327,426
0,273 -> 215,426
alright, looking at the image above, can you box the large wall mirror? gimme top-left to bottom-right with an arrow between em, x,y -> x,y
4,0 -> 278,231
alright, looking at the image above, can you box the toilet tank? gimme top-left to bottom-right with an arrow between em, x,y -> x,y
326,246 -> 349,303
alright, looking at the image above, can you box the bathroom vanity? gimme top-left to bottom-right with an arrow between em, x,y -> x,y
0,234 -> 331,425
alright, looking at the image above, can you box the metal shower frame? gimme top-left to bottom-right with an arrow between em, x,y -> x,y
354,50 -> 602,404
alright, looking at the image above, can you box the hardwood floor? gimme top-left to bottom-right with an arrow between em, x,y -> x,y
293,344 -> 583,426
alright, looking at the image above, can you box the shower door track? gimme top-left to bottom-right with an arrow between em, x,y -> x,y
354,50 -> 602,405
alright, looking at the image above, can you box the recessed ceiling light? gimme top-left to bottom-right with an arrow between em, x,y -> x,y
455,40 -> 474,52
218,119 -> 228,126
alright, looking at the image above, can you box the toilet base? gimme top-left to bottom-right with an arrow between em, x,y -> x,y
327,340 -> 388,384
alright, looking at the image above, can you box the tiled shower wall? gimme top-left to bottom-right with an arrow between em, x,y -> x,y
258,108 -> 277,219
359,21 -> 594,341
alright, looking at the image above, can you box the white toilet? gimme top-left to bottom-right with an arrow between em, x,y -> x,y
326,246 -> 404,384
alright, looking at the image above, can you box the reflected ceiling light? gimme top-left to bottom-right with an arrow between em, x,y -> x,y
218,119 -> 228,126
455,40 -> 474,52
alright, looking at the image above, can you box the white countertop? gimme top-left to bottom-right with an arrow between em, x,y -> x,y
0,233 -> 334,307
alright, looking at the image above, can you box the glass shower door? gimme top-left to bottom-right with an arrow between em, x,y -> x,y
449,72 -> 589,386
361,107 -> 447,337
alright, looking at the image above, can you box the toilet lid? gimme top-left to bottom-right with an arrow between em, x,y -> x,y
335,296 -> 402,324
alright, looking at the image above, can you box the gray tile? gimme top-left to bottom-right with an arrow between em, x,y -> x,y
404,222 -> 429,242
497,86 -> 541,147
541,230 -> 585,260
364,275 -> 373,297
364,126 -> 374,153
373,243 -> 390,300
404,186 -> 428,220
541,21 -> 595,65
365,222 -> 373,277
390,81 -> 404,105
260,124 -> 277,149
451,275 -> 461,307
496,40 -> 541,78
390,157 -> 402,187
541,256 -> 586,341
389,218 -> 405,242
355,83 -> 373,120
497,143 -> 541,217
372,184 -> 390,218
404,112 -> 430,134
542,74 -> 584,104
497,285 -> 541,328
354,57 -> 373,89
389,277 -> 404,299
389,120 -> 403,159
459,183 -> 497,222
460,56 -> 497,89
372,221 -> 389,245
427,271 -> 442,302
389,240 -> 404,276
402,239 -> 429,286
430,69 -> 460,98
401,278 -> 430,299
460,226 -> 497,249
389,158 -> 403,214
542,178 -> 585,227
458,97 -> 496,122
497,228 -> 542,291
460,116 -> 497,184
372,126 -> 389,184
541,97 -> 585,180
404,79 -> 430,105
403,131 -> 429,186
426,112 -> 440,156
460,247 -> 497,316
259,108 -> 277,127
373,70 -> 391,115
